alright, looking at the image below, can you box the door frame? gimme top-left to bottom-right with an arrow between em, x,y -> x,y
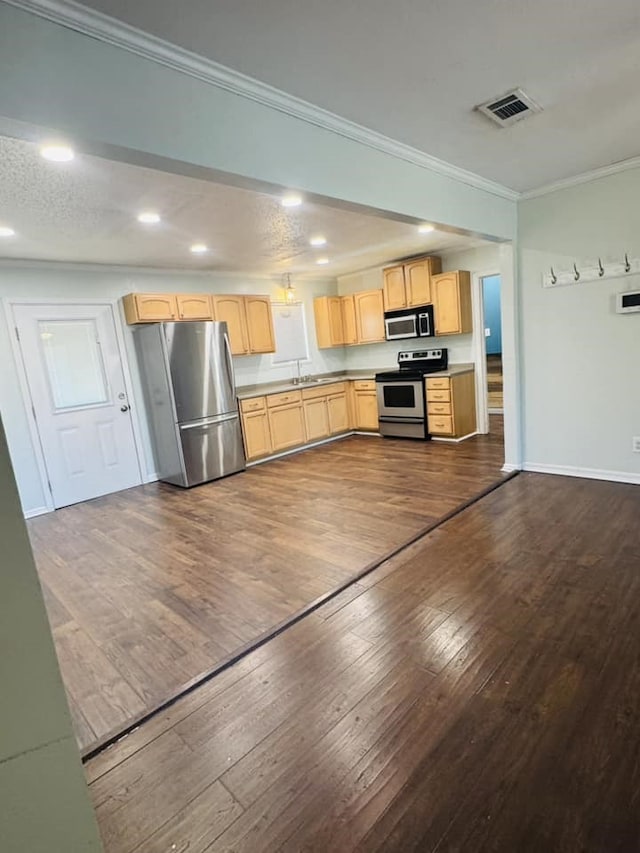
471,269 -> 501,435
4,297 -> 146,514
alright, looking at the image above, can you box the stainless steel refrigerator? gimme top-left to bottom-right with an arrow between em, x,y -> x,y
135,321 -> 246,487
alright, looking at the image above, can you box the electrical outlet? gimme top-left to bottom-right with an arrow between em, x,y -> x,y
633,437 -> 640,453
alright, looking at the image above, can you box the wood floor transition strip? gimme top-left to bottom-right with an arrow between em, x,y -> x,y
81,469 -> 518,763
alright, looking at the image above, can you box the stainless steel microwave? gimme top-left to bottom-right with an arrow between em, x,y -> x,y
384,305 -> 434,340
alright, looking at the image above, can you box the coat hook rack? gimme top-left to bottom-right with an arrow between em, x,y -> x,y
543,252 -> 640,288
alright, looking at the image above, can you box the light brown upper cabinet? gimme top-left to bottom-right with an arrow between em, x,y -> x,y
341,295 -> 358,345
354,290 -> 385,344
382,256 -> 442,311
123,293 -> 178,323
432,270 -> 473,336
211,294 -> 276,356
382,266 -> 407,311
314,296 -> 345,348
124,292 -> 275,356
314,289 -> 384,348
245,295 -> 276,354
211,295 -> 249,355
175,294 -> 214,320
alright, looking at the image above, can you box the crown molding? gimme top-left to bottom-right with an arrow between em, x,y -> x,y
3,0 -> 518,202
520,155 -> 640,200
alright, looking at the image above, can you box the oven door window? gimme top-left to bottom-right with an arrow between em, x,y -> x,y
383,384 -> 416,408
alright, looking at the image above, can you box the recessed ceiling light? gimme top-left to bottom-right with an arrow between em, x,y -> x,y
137,211 -> 161,224
281,194 -> 302,208
316,257 -> 329,265
40,143 -> 75,162
190,243 -> 209,254
310,236 -> 327,247
418,224 -> 435,233
0,226 -> 16,238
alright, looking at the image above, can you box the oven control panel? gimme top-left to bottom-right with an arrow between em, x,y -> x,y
398,349 -> 444,362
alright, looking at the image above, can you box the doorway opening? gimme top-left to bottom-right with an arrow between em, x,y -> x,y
481,274 -> 503,415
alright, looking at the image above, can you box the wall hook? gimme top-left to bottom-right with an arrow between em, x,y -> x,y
550,266 -> 557,285
625,253 -> 631,273
598,257 -> 605,277
573,262 -> 580,281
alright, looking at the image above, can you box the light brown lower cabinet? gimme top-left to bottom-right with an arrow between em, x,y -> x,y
242,411 -> 272,459
303,397 -> 330,441
352,380 -> 379,431
327,392 -> 349,433
241,382 -> 356,461
267,391 -> 306,452
426,371 -> 476,438
302,382 -> 349,441
239,397 -> 272,460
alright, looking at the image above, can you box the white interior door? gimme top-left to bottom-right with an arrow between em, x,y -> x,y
13,303 -> 142,508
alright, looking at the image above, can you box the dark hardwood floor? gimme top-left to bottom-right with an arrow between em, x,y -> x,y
85,471 -> 640,852
28,424 -> 505,751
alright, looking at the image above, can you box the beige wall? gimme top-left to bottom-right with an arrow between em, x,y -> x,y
519,169 -> 640,480
0,417 -> 103,852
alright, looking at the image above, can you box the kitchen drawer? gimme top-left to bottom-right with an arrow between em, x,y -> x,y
353,380 -> 375,391
429,415 -> 453,435
426,377 -> 450,390
326,384 -> 347,397
266,389 -> 302,408
426,389 -> 451,403
240,396 -> 267,413
301,382 -> 346,400
427,401 -> 452,416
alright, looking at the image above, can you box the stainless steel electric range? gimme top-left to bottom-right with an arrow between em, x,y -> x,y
375,348 -> 448,439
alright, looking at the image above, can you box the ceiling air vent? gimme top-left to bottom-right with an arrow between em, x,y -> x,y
476,88 -> 542,127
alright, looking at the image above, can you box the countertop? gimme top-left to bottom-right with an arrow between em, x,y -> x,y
236,369 -> 381,400
236,363 -> 475,399
423,362 -> 475,379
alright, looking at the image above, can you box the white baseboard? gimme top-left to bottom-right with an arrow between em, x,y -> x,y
144,472 -> 159,483
431,431 -> 478,444
24,506 -> 51,519
523,462 -> 640,486
501,463 -> 521,473
488,407 -> 504,415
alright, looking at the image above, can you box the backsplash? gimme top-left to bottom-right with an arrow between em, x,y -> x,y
343,335 -> 474,371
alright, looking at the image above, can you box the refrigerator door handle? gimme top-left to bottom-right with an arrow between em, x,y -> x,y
223,332 -> 235,395
179,413 -> 238,430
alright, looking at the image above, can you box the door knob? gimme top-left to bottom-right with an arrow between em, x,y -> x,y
120,404 -> 130,412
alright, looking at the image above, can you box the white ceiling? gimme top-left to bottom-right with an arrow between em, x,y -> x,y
70,0 -> 640,193
0,135 -> 486,273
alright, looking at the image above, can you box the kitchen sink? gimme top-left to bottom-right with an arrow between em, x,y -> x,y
289,377 -> 339,387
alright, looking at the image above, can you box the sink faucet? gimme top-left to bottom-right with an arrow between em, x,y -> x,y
292,359 -> 302,385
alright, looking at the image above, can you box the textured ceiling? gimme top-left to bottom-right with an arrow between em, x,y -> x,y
0,135 -> 485,273
73,0 -> 640,192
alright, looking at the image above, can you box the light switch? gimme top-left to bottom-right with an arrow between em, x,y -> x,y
484,327 -> 491,337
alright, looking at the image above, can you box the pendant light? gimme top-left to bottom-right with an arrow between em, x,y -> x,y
284,274 -> 296,303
